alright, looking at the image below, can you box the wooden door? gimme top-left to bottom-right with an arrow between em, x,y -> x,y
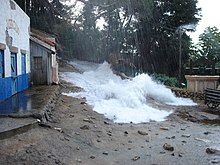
33,56 -> 46,85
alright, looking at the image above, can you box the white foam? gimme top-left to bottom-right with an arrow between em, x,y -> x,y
61,61 -> 196,123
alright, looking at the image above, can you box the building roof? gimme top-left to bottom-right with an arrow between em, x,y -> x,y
30,29 -> 56,52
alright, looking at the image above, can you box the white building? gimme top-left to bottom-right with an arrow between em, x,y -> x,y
0,0 -> 30,102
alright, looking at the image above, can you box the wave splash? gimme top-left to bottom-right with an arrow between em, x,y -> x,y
61,61 -> 196,123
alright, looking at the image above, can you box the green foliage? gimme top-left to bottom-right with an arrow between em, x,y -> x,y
151,73 -> 178,87
198,26 -> 220,60
15,0 -> 201,78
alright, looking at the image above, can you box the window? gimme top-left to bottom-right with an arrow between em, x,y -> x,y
34,57 -> 42,70
0,50 -> 4,78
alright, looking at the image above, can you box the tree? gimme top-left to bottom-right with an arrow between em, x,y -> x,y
198,26 -> 220,60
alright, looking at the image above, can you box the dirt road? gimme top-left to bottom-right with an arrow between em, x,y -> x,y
0,63 -> 220,165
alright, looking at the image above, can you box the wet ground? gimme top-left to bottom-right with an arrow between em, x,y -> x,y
0,61 -> 220,165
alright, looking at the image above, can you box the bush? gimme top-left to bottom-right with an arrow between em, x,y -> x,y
151,73 -> 178,87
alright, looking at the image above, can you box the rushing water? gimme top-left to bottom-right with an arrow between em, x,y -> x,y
61,60 -> 196,123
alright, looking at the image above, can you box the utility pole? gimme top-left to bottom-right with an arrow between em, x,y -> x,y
24,0 -> 27,13
178,30 -> 183,87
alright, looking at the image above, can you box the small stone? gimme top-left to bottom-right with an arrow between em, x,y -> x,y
211,159 -> 219,163
69,114 -> 75,118
204,131 -> 212,135
160,127 -> 169,130
138,130 -> 148,135
103,151 -> 109,155
83,118 -> 94,123
178,154 -> 183,157
104,121 -> 110,125
55,159 -> 61,164
171,153 -> 175,156
81,101 -> 86,105
132,156 -> 140,161
107,132 -> 112,136
181,134 -> 191,138
80,125 -> 90,130
97,139 -> 101,142
163,143 -> 174,151
206,148 -> 217,154
54,127 -> 63,133
124,131 -> 128,135
76,159 -> 82,163
128,140 -> 132,143
90,155 -> 95,159
75,132 -> 80,135
166,136 -> 175,139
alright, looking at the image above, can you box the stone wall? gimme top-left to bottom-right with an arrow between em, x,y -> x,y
170,87 -> 204,101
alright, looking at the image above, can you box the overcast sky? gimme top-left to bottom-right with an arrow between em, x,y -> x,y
190,0 -> 220,43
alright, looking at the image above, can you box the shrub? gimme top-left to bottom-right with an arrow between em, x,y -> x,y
151,73 -> 178,87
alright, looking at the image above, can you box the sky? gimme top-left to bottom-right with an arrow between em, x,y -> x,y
190,0 -> 220,43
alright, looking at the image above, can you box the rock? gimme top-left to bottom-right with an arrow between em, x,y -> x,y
181,134 -> 191,138
160,127 -> 169,130
80,101 -> 87,105
54,127 -> 63,133
195,138 -> 210,143
64,136 -> 70,141
76,159 -> 82,163
204,131 -> 212,135
104,121 -> 110,125
206,148 -> 220,155
103,151 -> 109,155
38,123 -> 52,128
80,125 -> 90,130
163,143 -> 174,151
124,131 -> 128,135
138,130 -> 148,135
132,156 -> 140,161
55,159 -> 61,164
178,154 -> 183,157
83,118 -> 94,123
69,114 -> 75,118
166,136 -> 175,139
90,155 -> 95,159
211,159 -> 219,163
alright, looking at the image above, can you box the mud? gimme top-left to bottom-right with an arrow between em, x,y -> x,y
0,61 -> 220,165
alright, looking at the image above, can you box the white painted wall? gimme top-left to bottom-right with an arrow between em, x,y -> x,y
0,0 -> 30,77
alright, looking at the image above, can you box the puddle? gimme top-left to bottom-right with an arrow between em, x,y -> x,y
0,93 -> 32,115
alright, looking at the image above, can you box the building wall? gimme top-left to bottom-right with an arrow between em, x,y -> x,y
0,0 -> 30,102
30,40 -> 52,85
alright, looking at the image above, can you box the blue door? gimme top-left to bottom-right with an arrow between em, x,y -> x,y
0,50 -> 4,78
11,53 -> 17,95
21,54 -> 26,74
